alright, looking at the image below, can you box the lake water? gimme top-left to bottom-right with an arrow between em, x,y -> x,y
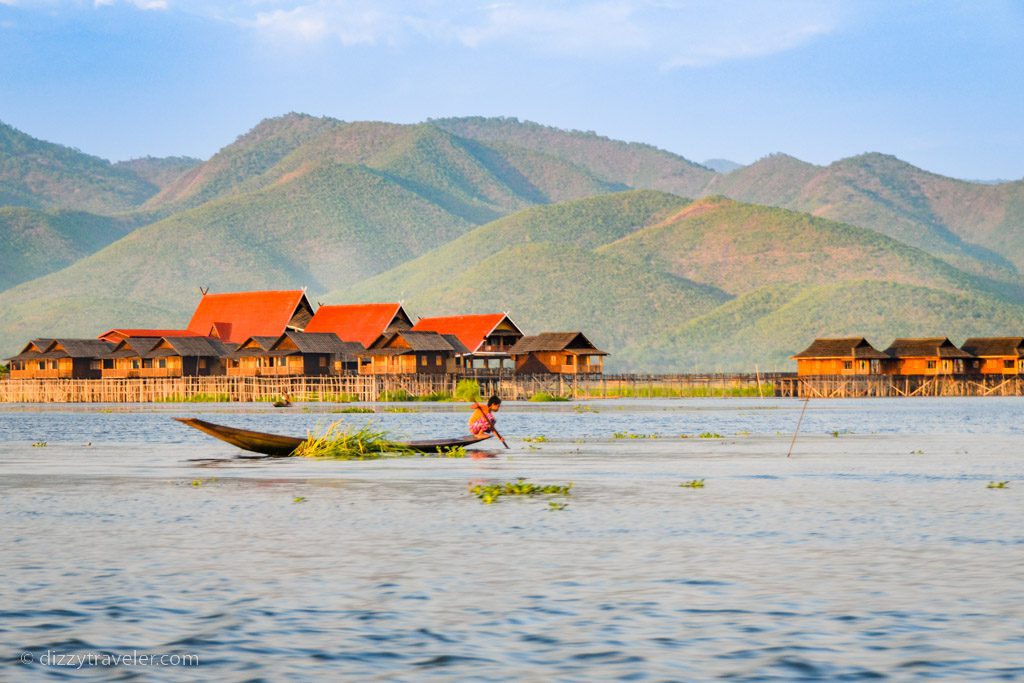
1,398 -> 1022,681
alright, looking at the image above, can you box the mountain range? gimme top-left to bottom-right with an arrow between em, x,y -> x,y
1,113 -> 1022,370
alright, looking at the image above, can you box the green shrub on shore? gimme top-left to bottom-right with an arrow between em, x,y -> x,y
529,392 -> 569,402
378,389 -> 414,402
454,379 -> 481,402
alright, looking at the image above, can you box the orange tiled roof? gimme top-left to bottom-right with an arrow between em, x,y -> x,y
410,313 -> 511,353
186,290 -> 309,344
97,329 -> 192,343
305,303 -> 406,348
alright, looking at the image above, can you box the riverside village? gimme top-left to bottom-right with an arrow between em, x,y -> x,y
5,288 -> 1024,402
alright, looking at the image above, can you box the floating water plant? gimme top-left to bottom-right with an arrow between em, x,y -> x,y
680,479 -> 706,488
911,449 -> 925,455
383,407 -> 418,413
698,432 -> 723,439
613,431 -> 657,439
191,477 -> 217,487
523,435 -> 549,443
331,407 -> 375,414
831,431 -> 840,438
293,496 -> 307,503
438,445 -> 468,458
573,404 -> 596,413
294,420 -> 410,460
469,478 -> 573,504
31,441 -> 47,447
548,502 -> 569,511
987,481 -> 1009,489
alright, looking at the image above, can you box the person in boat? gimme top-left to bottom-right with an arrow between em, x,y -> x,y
468,396 -> 501,439
275,391 -> 292,407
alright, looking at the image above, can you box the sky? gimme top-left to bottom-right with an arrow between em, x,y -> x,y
1,0 -> 1022,180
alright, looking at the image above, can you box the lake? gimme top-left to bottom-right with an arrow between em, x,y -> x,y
1,398 -> 1022,680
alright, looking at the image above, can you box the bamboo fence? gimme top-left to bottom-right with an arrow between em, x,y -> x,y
4,372 -> 1024,403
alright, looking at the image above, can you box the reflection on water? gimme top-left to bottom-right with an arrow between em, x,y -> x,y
1,399 -> 1022,680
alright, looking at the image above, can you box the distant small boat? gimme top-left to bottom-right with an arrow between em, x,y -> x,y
175,417 -> 491,456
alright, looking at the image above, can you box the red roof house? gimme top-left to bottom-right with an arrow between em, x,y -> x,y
410,313 -> 523,368
304,303 -> 413,348
186,290 -> 314,345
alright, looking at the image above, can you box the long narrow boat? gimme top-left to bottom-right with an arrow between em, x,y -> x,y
174,417 -> 492,457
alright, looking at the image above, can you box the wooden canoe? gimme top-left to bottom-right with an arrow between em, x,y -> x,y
174,417 -> 492,456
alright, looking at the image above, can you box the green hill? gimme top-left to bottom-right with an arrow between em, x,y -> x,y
337,190 -> 692,302
0,120 -> 157,213
330,193 -> 1024,371
0,207 -> 139,291
623,281 -> 1024,371
708,152 -> 1024,279
114,156 -> 202,191
599,196 -> 1019,300
0,161 -> 483,348
432,116 -> 715,198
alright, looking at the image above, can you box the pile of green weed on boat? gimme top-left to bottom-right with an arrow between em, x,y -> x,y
294,421 -> 470,460
294,420 -> 412,460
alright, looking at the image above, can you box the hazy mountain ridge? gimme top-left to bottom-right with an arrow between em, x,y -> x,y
2,115 -> 1024,369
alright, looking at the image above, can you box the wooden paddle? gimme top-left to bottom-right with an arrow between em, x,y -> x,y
472,401 -> 509,449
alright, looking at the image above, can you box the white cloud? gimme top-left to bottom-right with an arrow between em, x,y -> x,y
93,0 -> 169,10
252,1 -> 416,46
240,0 -> 845,67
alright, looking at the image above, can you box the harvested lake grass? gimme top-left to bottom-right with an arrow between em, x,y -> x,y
294,420 -> 410,460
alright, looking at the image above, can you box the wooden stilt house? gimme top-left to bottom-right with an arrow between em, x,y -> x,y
22,339 -> 115,379
6,339 -> 55,379
508,332 -> 607,375
791,337 -> 889,376
265,332 -> 361,376
410,313 -> 523,370
882,338 -> 974,375
226,337 -> 280,376
960,337 -> 1024,374
227,332 -> 357,376
359,331 -> 468,375
102,337 -> 162,378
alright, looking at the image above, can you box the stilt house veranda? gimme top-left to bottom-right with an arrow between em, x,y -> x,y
791,338 -> 889,376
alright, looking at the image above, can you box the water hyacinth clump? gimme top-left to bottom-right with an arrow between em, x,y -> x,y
469,478 -> 573,504
987,481 -> 1009,489
680,479 -> 706,489
294,420 -> 410,460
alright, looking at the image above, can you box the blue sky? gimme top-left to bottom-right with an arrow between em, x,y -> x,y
1,0 -> 1022,180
